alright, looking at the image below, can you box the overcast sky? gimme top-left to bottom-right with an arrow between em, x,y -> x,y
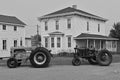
0,0 -> 120,36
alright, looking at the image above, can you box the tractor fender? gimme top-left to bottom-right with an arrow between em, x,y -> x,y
32,47 -> 53,57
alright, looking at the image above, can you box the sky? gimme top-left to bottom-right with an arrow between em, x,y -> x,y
0,0 -> 120,36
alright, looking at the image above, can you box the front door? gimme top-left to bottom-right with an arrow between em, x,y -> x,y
50,35 -> 63,54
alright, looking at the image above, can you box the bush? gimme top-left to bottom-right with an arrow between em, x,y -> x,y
57,52 -> 74,57
110,51 -> 120,55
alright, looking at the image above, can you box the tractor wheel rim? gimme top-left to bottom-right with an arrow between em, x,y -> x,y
34,52 -> 47,65
101,53 -> 109,61
9,61 -> 15,66
75,59 -> 80,64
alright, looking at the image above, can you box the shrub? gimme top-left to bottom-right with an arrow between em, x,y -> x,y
110,51 -> 120,55
57,52 -> 74,57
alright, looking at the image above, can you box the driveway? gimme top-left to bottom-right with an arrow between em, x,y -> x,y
0,59 -> 120,80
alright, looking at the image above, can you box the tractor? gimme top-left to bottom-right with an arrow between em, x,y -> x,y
7,46 -> 51,68
72,47 -> 112,66
7,34 -> 52,68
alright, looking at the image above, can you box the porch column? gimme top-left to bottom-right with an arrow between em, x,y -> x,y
87,39 -> 88,48
105,40 -> 107,49
93,40 -> 95,48
100,40 -> 101,50
116,41 -> 117,52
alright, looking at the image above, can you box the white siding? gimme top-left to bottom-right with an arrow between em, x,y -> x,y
73,16 -> 106,36
0,24 -> 25,57
39,15 -> 106,54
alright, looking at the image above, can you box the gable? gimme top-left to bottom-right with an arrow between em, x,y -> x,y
39,7 -> 107,22
0,15 -> 26,26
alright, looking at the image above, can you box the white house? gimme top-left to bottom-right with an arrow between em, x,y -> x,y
38,5 -> 118,54
0,15 -> 26,57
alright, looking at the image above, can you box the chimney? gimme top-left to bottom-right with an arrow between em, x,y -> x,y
72,5 -> 77,9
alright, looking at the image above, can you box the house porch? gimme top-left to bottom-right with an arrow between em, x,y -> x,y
74,33 -> 118,52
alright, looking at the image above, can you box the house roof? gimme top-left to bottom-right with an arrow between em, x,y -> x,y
39,7 -> 107,21
74,33 -> 118,40
0,15 -> 26,26
49,31 -> 64,35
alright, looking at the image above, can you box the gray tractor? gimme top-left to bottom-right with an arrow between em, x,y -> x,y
7,46 -> 51,68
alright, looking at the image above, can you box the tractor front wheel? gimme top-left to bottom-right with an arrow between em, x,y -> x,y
72,58 -> 81,66
7,58 -> 18,68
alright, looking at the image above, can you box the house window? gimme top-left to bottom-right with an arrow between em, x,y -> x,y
95,40 -> 100,49
20,40 -> 22,46
14,40 -> 17,47
51,37 -> 54,48
98,24 -> 100,32
87,22 -> 89,31
3,40 -> 7,50
107,41 -> 112,49
68,37 -> 71,47
67,19 -> 71,29
3,25 -> 6,30
45,21 -> 48,31
112,41 -> 116,48
56,20 -> 59,30
101,41 -> 105,49
57,37 -> 61,48
45,37 -> 48,48
14,26 -> 17,31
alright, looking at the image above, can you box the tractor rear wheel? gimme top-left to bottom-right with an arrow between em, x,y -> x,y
72,58 -> 81,66
29,47 -> 51,68
96,50 -> 112,66
7,58 -> 18,68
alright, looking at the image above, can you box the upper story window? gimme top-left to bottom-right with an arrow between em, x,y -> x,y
14,26 -> 17,31
14,40 -> 17,47
45,21 -> 48,31
67,19 -> 71,29
57,37 -> 61,48
98,24 -> 100,32
56,20 -> 59,30
3,40 -> 7,50
87,22 -> 89,31
3,25 -> 6,30
45,37 -> 48,48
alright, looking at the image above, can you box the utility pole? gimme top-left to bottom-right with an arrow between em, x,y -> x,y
36,24 -> 41,47
37,24 -> 39,35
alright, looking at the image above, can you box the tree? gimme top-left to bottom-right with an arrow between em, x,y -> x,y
31,34 -> 41,47
109,22 -> 120,40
